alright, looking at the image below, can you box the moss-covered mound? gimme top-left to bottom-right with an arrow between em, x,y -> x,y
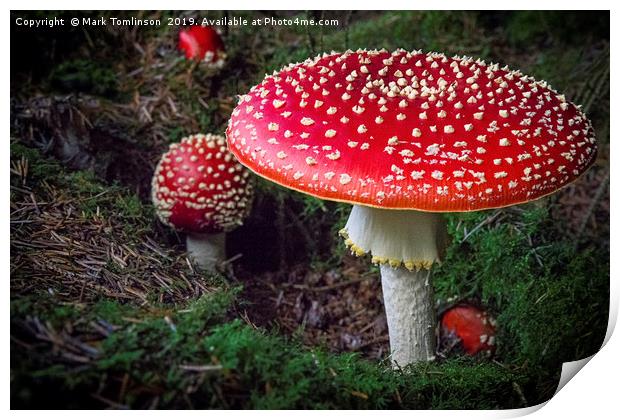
11,10 -> 609,409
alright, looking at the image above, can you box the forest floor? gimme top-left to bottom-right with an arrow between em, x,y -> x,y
10,11 -> 610,409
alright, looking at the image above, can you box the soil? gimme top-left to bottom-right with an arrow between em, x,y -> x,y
238,256 -> 390,360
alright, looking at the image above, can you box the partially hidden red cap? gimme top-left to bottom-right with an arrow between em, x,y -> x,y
179,26 -> 226,66
226,49 -> 596,212
440,304 -> 496,355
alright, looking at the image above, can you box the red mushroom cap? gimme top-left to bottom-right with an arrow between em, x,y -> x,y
226,49 -> 596,212
440,304 -> 497,355
151,133 -> 253,234
178,25 -> 226,66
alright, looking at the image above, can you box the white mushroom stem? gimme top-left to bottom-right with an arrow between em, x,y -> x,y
380,265 -> 436,366
341,205 -> 448,366
186,232 -> 226,271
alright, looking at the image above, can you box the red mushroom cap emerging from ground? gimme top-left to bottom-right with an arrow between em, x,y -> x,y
226,49 -> 596,212
178,26 -> 226,67
440,304 -> 497,356
151,133 -> 253,234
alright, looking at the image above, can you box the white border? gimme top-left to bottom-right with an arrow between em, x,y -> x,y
5,3 -> 616,418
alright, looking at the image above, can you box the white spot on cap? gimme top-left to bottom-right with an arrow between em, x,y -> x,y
411,170 -> 425,180
326,150 -> 341,160
431,170 -> 444,180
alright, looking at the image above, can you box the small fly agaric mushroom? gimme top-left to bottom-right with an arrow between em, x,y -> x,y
440,303 -> 497,356
152,133 -> 253,271
178,25 -> 226,69
226,49 -> 597,366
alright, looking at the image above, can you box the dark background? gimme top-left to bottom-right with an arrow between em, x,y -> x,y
10,10 -> 610,409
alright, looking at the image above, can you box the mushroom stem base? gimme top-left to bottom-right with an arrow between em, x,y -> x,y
380,265 -> 436,366
186,232 -> 226,271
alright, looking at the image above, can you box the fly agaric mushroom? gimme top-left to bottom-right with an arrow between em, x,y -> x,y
226,49 -> 597,366
178,25 -> 226,69
152,133 -> 253,271
440,303 -> 497,356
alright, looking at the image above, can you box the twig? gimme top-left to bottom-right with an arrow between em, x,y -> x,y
308,277 -> 367,292
512,381 -> 528,407
576,169 -> 609,242
90,393 -> 129,409
179,364 -> 223,372
356,335 -> 389,350
460,211 -> 502,243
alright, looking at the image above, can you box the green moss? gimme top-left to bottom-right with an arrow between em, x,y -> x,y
10,142 -> 64,182
11,293 -> 82,327
50,59 -> 118,96
11,143 -> 151,227
88,300 -> 141,324
13,264 -> 524,408
206,322 -> 523,409
11,302 -> 529,409
434,206 -> 609,372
